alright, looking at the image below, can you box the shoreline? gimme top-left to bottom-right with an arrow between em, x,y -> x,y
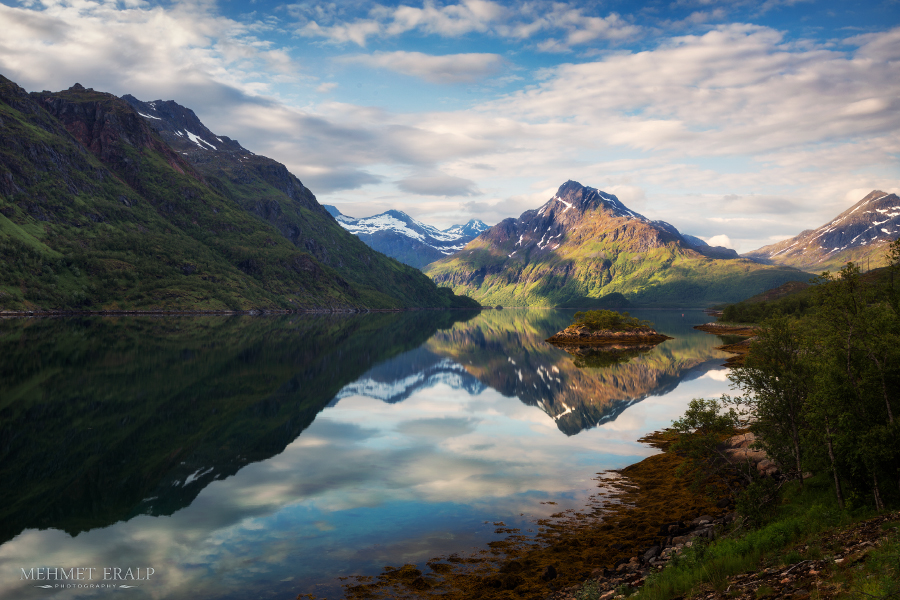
341,431 -> 734,600
693,322 -> 757,366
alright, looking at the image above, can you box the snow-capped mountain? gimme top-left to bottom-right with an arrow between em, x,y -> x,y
744,190 -> 900,272
324,205 -> 489,269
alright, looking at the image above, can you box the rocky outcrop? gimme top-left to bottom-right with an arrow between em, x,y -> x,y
547,326 -> 672,345
719,432 -> 779,476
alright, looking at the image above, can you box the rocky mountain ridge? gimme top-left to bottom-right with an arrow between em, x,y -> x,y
743,190 -> 900,272
325,204 -> 489,269
425,181 -> 806,307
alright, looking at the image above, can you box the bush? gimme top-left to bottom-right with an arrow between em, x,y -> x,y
571,309 -> 651,331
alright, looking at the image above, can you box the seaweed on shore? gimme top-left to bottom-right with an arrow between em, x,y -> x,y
332,432 -> 732,600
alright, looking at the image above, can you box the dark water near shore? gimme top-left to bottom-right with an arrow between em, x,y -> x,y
0,309 -> 735,599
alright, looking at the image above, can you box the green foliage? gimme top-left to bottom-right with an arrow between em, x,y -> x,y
571,309 -> 651,331
575,580 -> 602,600
732,315 -> 812,483
669,397 -> 745,494
721,291 -> 815,323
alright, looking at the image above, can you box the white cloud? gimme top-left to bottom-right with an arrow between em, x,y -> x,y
705,234 -> 733,248
297,0 -> 642,51
340,51 -> 505,84
0,1 -> 897,246
397,172 -> 482,196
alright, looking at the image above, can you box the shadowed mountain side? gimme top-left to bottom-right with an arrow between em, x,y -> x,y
423,310 -> 729,435
0,74 -> 470,310
0,310 -> 477,545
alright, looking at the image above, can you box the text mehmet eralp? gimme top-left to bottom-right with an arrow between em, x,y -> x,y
20,567 -> 155,582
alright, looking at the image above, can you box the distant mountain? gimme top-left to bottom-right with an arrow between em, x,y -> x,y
681,234 -> 740,260
324,205 -> 489,269
743,190 -> 900,272
0,73 -> 475,311
425,180 -> 807,307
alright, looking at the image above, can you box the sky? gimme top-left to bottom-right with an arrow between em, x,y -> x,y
0,0 -> 898,251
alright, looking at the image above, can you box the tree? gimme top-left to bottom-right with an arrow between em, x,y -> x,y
729,314 -> 811,488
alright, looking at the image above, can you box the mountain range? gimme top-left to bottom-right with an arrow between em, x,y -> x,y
324,205 -> 489,269
742,190 -> 900,272
0,75 -> 476,311
425,181 -> 807,307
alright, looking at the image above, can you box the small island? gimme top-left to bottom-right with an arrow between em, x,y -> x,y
546,309 -> 673,345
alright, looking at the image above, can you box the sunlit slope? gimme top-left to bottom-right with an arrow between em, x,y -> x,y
425,310 -> 728,435
426,181 -> 807,307
743,190 -> 900,273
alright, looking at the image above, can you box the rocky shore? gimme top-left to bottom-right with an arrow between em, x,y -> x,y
542,431 -> 780,600
693,322 -> 757,366
546,326 -> 672,345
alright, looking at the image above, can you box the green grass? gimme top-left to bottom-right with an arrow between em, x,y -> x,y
631,475 -> 875,600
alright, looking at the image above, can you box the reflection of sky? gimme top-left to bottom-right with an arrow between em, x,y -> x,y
1,320 -> 732,600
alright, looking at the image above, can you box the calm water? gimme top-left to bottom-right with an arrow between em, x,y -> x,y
0,309 -> 735,599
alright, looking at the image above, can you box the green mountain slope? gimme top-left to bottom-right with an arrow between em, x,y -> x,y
425,181 -> 809,307
0,75 -> 472,311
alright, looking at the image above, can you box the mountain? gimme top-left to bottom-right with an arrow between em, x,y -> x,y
324,205 -> 489,269
681,234 -> 740,259
425,180 -> 807,307
743,190 -> 900,272
0,74 -> 474,310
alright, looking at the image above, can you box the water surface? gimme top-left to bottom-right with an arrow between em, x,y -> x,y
0,309 -> 734,599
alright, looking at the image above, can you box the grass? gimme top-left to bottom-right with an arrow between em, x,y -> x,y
632,474 -> 875,600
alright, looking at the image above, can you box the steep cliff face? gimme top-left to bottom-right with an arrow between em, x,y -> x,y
0,74 -> 470,310
425,181 -> 807,307
744,190 -> 900,272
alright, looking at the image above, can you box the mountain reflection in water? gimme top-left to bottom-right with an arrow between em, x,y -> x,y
0,309 -> 732,600
338,309 -> 727,435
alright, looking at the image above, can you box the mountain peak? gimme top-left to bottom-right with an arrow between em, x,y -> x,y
744,189 -> 900,270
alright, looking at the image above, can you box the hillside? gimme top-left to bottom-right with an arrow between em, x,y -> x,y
0,74 -> 471,311
425,181 -> 808,307
324,205 -> 489,269
743,190 -> 900,272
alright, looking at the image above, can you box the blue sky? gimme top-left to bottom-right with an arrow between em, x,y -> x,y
0,0 -> 898,250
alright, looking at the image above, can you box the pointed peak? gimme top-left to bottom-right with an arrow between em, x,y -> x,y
556,180 -> 586,197
69,83 -> 85,91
